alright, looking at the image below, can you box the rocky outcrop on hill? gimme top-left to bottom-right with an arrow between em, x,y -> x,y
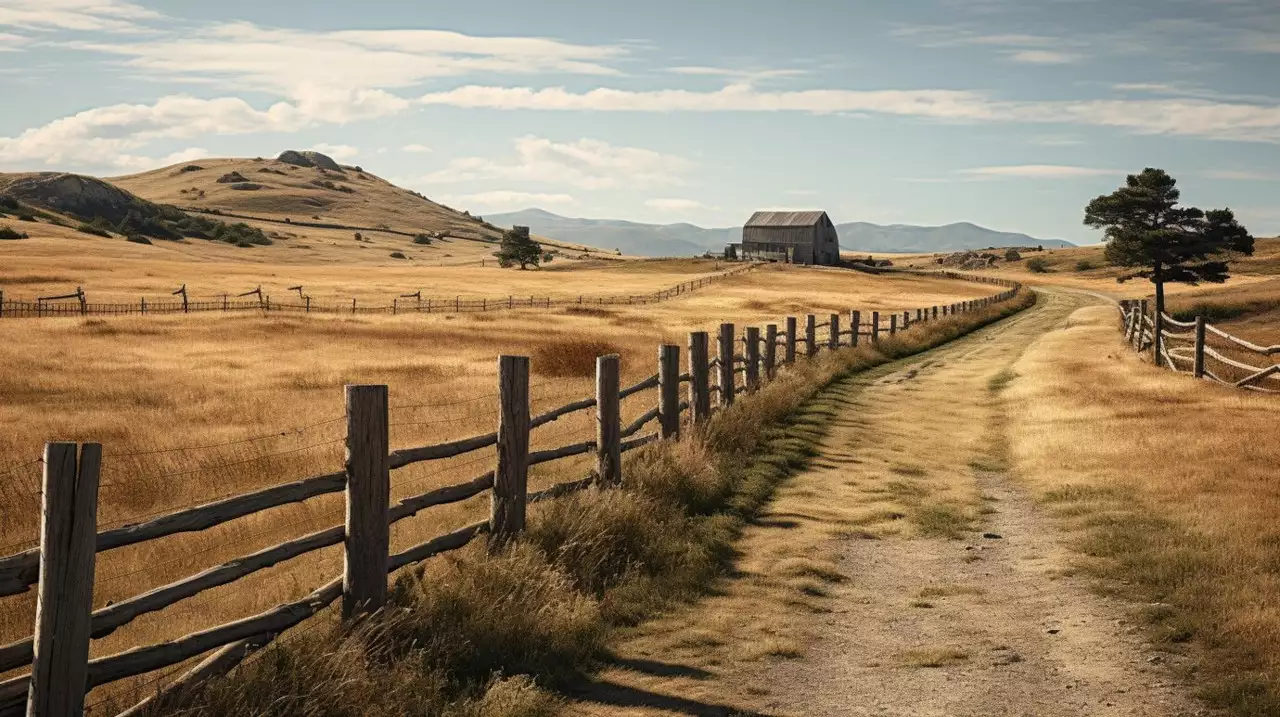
0,173 -> 157,224
216,171 -> 250,184
936,250 -> 1000,270
277,150 -> 343,172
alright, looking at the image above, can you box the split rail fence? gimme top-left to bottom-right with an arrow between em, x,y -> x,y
1,274 -> 1020,717
0,265 -> 755,319
1118,299 -> 1279,393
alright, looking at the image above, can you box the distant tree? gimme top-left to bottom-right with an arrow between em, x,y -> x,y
1084,168 -> 1254,361
496,226 -> 542,269
1003,248 -> 1022,262
1026,257 -> 1049,273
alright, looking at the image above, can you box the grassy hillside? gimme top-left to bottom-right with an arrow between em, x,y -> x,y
110,157 -> 613,258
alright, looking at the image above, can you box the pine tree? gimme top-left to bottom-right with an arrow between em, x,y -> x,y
1084,168 -> 1254,363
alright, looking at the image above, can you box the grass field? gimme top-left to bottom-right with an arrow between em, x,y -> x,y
0,253 -> 994,710
1007,302 -> 1280,714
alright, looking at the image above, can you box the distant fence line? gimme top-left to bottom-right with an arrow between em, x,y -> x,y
0,273 -> 1022,716
1118,299 -> 1279,393
0,265 -> 755,320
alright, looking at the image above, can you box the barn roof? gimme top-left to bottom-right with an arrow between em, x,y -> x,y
744,210 -> 828,228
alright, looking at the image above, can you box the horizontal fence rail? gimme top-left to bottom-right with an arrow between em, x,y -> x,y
0,265 -> 756,320
0,273 -> 1022,716
1117,299 -> 1279,393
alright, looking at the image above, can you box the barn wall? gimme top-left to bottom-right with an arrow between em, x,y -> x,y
742,226 -> 818,264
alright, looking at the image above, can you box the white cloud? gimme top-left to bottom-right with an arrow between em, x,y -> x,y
958,165 -> 1116,179
419,135 -> 692,190
417,84 -> 1280,143
1005,50 -> 1082,64
67,22 -> 626,95
892,25 -> 1087,64
402,143 -> 433,153
645,198 -> 711,212
310,142 -> 359,160
0,0 -> 159,32
0,31 -> 27,49
667,66 -> 807,82
438,190 -> 575,212
0,94 -> 311,170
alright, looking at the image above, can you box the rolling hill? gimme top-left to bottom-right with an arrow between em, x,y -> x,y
486,209 -> 1075,257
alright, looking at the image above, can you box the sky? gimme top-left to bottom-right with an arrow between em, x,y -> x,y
1,0 -> 1279,244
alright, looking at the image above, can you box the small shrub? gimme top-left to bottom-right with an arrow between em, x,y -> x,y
390,251 -> 407,259
76,222 -> 112,238
354,232 -> 363,241
16,213 -> 36,222
179,164 -> 204,173
1004,248 -> 1022,262
0,225 -> 28,240
1074,260 -> 1095,272
542,252 -> 554,263
1026,257 -> 1050,273
215,171 -> 249,184
413,234 -> 432,245
126,234 -> 152,245
0,195 -> 18,211
229,182 -> 263,191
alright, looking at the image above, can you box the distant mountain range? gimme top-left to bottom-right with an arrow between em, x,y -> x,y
486,208 -> 1075,258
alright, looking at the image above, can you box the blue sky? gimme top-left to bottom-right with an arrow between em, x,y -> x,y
1,0 -> 1279,244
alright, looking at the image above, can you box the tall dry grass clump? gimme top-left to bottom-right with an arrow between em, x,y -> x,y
531,339 -> 624,377
122,290 -> 1036,717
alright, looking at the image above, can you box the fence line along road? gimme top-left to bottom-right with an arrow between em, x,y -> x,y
1118,298 -> 1280,393
0,272 -> 1021,717
0,265 -> 757,320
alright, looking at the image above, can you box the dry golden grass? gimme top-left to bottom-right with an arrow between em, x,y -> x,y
929,237 -> 1280,298
0,256 -> 992,710
1006,301 -> 1280,714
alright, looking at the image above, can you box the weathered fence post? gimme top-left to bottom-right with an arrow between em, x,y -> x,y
902,311 -> 910,331
829,313 -> 840,350
850,310 -> 861,348
871,311 -> 880,343
140,297 -> 147,315
932,306 -> 938,320
1194,316 -> 1207,379
744,326 -> 760,393
492,356 -> 530,544
596,354 -> 622,486
785,317 -> 797,364
344,385 -> 389,618
719,323 -> 736,406
889,313 -> 897,336
658,344 -> 680,439
689,332 -> 711,425
805,314 -> 817,357
1130,306 -> 1142,351
764,324 -> 778,379
29,441 -> 100,717
1139,299 -> 1150,351
1153,305 -> 1165,367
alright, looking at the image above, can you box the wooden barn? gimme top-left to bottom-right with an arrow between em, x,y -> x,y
733,210 -> 841,266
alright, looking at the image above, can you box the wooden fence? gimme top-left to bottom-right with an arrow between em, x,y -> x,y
1118,299 -> 1279,392
0,265 -> 756,320
0,275 -> 1021,717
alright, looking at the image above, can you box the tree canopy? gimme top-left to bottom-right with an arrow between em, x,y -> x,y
1084,168 -> 1253,287
496,226 -> 543,269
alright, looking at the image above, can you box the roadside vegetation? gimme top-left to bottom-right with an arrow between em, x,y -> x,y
130,290 -> 1036,716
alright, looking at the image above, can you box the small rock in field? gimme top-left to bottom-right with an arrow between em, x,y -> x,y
983,532 -> 1003,539
1047,628 -> 1061,634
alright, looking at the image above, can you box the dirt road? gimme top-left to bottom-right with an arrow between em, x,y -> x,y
569,288 -> 1209,717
